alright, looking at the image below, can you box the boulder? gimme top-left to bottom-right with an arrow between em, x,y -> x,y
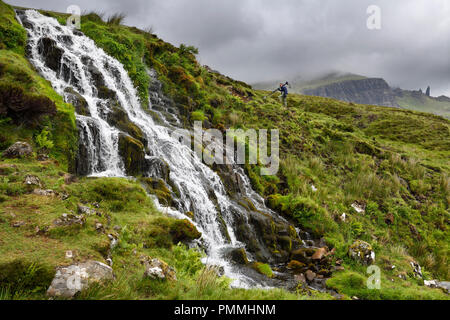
424,281 -> 449,294
53,213 -> 86,227
227,248 -> 249,265
63,173 -> 78,185
351,202 -> 365,214
47,261 -> 114,298
33,189 -> 55,196
24,174 -> 42,188
312,247 -> 327,260
37,38 -> 64,73
294,273 -> 306,284
142,257 -> 176,281
77,204 -> 96,216
64,87 -> 90,116
2,142 -> 33,158
107,104 -> 146,146
118,133 -> 146,176
410,261 -> 423,278
305,270 -> 316,282
349,240 -> 375,265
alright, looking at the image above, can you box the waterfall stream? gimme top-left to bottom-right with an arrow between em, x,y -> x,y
17,9 -> 307,289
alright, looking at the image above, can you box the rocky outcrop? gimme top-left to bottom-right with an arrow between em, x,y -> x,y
64,87 -> 90,116
141,257 -> 177,281
302,78 -> 399,107
47,261 -> 114,298
349,240 -> 375,265
118,133 -> 146,176
2,142 -> 33,158
37,37 -> 63,73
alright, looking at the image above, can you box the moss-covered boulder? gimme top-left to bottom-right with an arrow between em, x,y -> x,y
227,248 -> 249,265
250,262 -> 273,278
64,87 -> 90,116
349,240 -> 375,265
141,177 -> 176,207
169,219 -> 201,243
118,133 -> 146,176
108,104 -> 146,146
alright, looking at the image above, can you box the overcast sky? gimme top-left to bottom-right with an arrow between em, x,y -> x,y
7,0 -> 450,96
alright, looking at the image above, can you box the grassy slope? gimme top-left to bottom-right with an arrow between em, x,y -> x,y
397,92 -> 450,119
0,2 -> 448,300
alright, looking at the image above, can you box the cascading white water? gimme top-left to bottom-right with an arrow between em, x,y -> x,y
18,10 -> 292,288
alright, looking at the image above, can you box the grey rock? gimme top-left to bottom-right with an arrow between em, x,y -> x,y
47,261 -> 114,298
349,240 -> 375,265
33,189 -> 55,196
53,214 -> 86,227
2,142 -> 33,159
24,175 -> 42,187
142,257 -> 177,281
77,204 -> 96,216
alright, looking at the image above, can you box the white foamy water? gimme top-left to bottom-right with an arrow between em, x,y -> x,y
18,10 -> 290,288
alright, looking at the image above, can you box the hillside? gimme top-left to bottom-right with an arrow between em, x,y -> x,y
0,1 -> 449,301
254,73 -> 450,119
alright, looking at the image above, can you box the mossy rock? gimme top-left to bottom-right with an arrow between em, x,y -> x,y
287,260 -> 307,270
141,177 -> 178,208
291,248 -> 315,263
64,87 -> 90,116
108,104 -> 146,146
118,133 -> 146,176
251,262 -> 273,278
227,248 -> 249,265
169,219 -> 201,243
185,211 -> 194,219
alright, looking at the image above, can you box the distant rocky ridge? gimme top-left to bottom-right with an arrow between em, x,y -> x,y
253,73 -> 450,119
302,78 -> 399,107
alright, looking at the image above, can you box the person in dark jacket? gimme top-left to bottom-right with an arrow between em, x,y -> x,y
277,82 -> 288,106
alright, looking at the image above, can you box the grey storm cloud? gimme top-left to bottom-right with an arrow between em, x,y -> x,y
6,0 -> 450,96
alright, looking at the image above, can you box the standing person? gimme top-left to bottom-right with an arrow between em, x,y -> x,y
277,82 -> 289,106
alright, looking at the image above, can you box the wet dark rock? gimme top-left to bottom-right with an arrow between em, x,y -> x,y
141,177 -> 177,208
37,37 -> 64,73
146,157 -> 170,182
118,133 -> 146,176
226,248 -> 249,265
64,87 -> 90,116
107,104 -> 146,146
410,261 -> 423,278
2,142 -> 33,158
76,118 -> 103,176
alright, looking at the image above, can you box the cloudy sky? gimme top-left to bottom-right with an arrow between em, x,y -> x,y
8,0 -> 450,96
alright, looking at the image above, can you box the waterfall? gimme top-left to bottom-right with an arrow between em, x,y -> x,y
17,9 -> 300,289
